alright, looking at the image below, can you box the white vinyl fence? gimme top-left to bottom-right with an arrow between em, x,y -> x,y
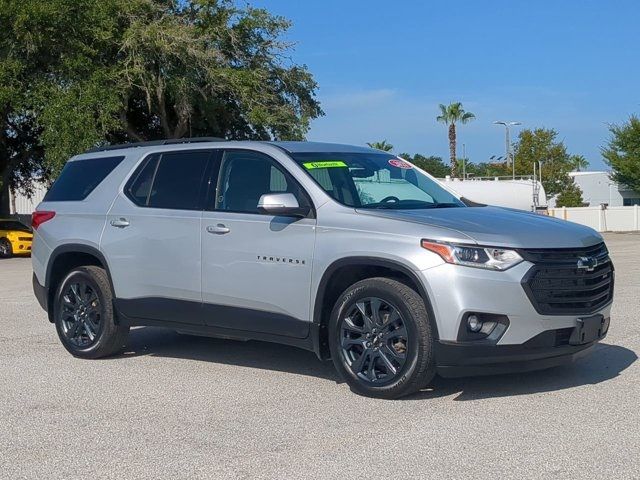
548,205 -> 640,232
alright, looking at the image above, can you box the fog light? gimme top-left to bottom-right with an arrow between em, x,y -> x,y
467,314 -> 483,332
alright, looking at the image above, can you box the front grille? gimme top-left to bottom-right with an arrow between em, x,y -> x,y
520,243 -> 614,315
18,237 -> 31,241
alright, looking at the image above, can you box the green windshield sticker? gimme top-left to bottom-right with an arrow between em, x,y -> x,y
303,161 -> 348,170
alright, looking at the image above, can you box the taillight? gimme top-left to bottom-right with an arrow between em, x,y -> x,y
32,211 -> 56,230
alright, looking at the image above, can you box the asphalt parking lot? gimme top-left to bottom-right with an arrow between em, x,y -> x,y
1,233 -> 639,480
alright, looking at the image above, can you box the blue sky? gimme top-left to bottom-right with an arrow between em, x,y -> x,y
250,0 -> 639,170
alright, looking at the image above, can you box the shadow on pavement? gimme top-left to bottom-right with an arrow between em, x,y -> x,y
408,342 -> 637,401
118,328 -> 636,401
119,326 -> 340,382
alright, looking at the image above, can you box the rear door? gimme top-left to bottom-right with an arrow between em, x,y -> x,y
200,149 -> 316,338
101,149 -> 215,325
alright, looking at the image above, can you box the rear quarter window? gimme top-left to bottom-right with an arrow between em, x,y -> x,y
43,156 -> 125,202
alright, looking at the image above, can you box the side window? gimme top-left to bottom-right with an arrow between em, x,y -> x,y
216,150 -> 309,214
127,155 -> 159,206
308,167 -> 358,206
126,150 -> 210,210
44,156 -> 125,202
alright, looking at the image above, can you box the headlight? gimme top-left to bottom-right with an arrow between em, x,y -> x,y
421,240 -> 523,271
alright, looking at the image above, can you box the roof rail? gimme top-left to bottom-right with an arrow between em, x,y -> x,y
85,137 -> 227,153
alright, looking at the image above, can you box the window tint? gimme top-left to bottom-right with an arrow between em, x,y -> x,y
216,150 -> 309,214
127,155 -> 159,206
44,156 -> 124,201
127,151 -> 210,210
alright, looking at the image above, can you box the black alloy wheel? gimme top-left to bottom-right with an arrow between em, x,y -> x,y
340,297 -> 408,384
54,266 -> 129,358
329,277 -> 436,399
58,280 -> 103,348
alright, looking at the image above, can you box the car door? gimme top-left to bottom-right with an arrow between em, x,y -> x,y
201,149 -> 316,338
101,149 -> 215,325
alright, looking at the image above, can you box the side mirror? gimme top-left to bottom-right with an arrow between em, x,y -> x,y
257,193 -> 310,217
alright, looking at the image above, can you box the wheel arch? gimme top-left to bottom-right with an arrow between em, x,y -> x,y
312,256 -> 439,360
45,244 -> 115,323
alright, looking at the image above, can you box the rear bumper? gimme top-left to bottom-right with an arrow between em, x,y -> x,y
435,325 -> 607,378
32,273 -> 48,312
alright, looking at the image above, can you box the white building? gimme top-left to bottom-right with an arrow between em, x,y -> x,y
8,182 -> 48,225
570,171 -> 640,207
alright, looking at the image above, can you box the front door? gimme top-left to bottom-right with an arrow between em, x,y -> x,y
201,149 -> 316,338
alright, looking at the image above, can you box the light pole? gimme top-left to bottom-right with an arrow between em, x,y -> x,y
462,143 -> 466,180
538,160 -> 543,190
493,121 -> 521,179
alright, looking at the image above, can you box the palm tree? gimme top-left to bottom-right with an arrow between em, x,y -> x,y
436,102 -> 475,177
367,140 -> 394,152
570,155 -> 589,172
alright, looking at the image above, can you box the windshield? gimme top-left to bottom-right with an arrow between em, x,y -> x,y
291,152 -> 464,209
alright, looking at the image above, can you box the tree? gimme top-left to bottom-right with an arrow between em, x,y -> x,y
0,0 -> 55,215
555,181 -> 584,207
570,155 -> 589,172
464,161 -> 510,178
512,128 -> 578,199
436,102 -> 475,178
400,153 -> 449,177
602,115 -> 640,193
367,140 -> 394,152
0,0 -> 323,214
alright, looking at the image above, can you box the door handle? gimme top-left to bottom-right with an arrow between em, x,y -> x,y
110,218 -> 130,228
206,224 -> 230,234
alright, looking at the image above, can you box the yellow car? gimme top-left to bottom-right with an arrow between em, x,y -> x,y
0,219 -> 33,258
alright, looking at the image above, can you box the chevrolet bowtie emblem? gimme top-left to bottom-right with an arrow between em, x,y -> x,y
577,256 -> 598,272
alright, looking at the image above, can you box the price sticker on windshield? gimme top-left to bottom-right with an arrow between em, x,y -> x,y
303,161 -> 348,170
388,158 -> 413,169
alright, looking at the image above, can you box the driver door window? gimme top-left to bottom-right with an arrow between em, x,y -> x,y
216,150 -> 308,214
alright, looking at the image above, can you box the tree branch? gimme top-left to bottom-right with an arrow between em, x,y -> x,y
156,77 -> 172,138
172,95 -> 191,139
119,110 -> 145,142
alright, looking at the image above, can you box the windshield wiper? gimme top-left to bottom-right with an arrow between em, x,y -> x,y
360,201 -> 462,210
431,203 -> 462,208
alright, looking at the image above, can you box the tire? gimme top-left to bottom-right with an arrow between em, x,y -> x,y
329,277 -> 435,399
0,238 -> 12,258
53,265 -> 129,359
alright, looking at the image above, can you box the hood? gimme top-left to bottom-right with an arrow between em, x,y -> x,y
357,206 -> 603,249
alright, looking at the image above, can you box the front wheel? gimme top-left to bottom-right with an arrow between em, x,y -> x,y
54,266 -> 129,358
0,238 -> 12,258
329,277 -> 435,399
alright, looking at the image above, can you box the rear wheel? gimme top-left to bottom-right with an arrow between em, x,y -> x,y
54,266 -> 129,358
329,277 -> 435,399
0,238 -> 12,258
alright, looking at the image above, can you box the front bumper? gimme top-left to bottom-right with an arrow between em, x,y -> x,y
419,260 -> 612,376
419,261 -> 613,344
435,327 -> 606,377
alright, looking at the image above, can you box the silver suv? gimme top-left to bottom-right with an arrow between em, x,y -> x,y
31,139 -> 614,398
